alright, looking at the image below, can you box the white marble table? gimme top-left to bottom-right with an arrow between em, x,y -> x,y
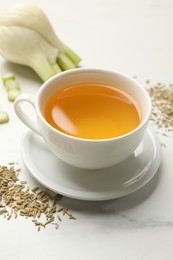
0,0 -> 173,259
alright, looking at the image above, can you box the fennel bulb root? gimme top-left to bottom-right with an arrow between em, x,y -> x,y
0,3 -> 81,81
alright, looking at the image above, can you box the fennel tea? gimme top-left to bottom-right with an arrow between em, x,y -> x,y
44,84 -> 141,139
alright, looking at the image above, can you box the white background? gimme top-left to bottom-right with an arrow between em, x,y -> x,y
0,0 -> 173,259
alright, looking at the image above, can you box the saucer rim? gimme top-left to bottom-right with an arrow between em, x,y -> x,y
20,126 -> 161,201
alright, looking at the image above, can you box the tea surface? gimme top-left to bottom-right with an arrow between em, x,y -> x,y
44,84 -> 141,139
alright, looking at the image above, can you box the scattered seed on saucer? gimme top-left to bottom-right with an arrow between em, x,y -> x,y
0,163 -> 76,231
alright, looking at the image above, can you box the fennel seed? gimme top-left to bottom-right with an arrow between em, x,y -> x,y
146,81 -> 173,133
0,163 -> 76,231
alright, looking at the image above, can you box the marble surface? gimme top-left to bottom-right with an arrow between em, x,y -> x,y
0,0 -> 173,259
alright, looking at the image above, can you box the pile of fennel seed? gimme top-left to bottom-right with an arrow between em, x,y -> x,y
146,81 -> 173,132
0,164 -> 76,231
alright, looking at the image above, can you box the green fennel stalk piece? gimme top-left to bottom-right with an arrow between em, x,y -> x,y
2,72 -> 21,102
0,111 -> 9,124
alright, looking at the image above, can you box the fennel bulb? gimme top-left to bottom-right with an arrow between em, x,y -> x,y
0,3 -> 81,81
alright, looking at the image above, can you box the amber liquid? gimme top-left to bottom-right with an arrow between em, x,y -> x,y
44,84 -> 141,139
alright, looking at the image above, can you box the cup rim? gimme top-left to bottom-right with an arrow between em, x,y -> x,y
36,67 -> 152,142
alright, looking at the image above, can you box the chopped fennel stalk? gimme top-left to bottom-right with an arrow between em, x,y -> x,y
2,72 -> 21,102
5,79 -> 20,91
0,111 -> 9,123
8,88 -> 21,102
2,72 -> 15,85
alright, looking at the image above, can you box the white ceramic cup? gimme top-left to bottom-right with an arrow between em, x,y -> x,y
14,68 -> 151,169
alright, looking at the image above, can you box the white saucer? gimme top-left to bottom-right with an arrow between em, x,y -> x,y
20,126 -> 161,201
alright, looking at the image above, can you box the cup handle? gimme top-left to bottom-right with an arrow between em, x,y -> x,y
14,94 -> 41,135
